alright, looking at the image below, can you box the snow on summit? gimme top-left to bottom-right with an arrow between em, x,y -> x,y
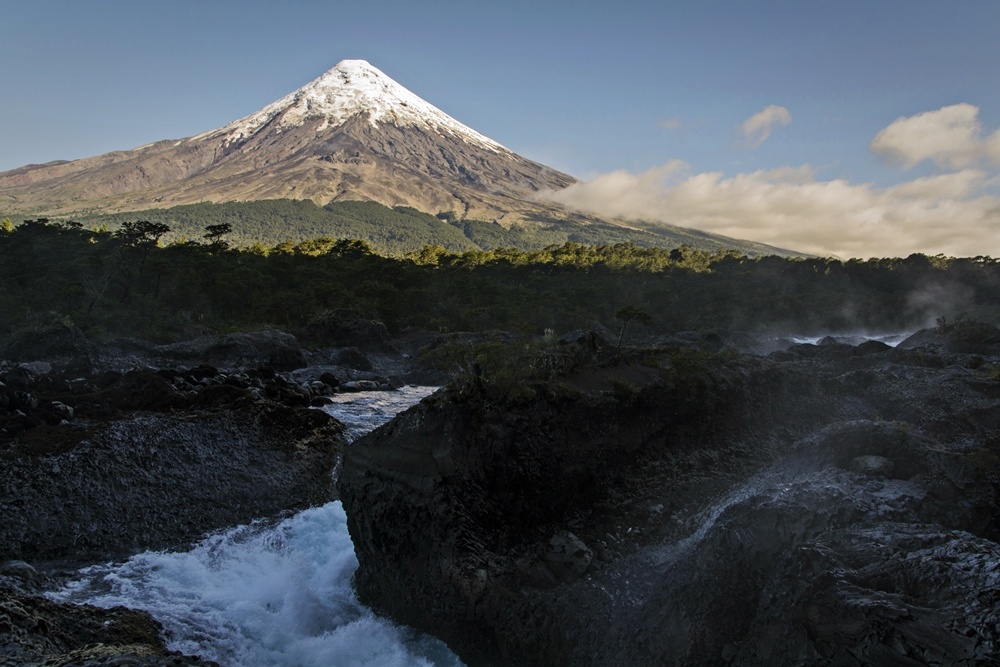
203,59 -> 506,152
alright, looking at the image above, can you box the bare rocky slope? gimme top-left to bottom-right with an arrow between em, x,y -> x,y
0,60 -> 574,224
0,114 -> 575,226
338,329 -> 1000,665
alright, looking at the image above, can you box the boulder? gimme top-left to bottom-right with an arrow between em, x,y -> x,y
541,531 -> 593,583
341,379 -> 380,392
336,346 -> 373,371
155,330 -> 307,371
0,560 -> 37,581
848,453 -> 895,476
301,309 -> 395,351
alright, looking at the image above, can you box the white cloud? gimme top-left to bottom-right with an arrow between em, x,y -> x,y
870,103 -> 1000,169
539,103 -> 1000,258
539,164 -> 1000,259
738,105 -> 792,148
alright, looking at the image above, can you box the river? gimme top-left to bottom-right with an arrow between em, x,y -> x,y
48,386 -> 466,667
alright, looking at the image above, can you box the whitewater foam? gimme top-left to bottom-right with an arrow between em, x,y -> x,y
49,386 -> 462,667
785,331 -> 912,347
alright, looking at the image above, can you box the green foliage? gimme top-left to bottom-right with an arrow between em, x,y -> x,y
1,219 -> 1000,346
203,223 -> 233,250
449,338 -> 563,406
49,199 -> 801,257
935,313 -> 1000,350
114,220 -> 170,248
615,305 -> 654,351
73,200 -> 480,255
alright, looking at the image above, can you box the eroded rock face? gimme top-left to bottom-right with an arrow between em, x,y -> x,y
0,401 -> 344,564
741,525 -> 1000,665
339,342 -> 1000,666
0,336 -> 351,664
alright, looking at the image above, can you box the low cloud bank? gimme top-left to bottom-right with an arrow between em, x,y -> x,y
540,104 -> 1000,259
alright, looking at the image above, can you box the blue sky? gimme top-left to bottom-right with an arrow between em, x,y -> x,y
3,0 -> 999,257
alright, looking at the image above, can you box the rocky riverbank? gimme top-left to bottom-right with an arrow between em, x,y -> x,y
6,319 -> 1000,665
0,324 -> 411,665
0,568 -> 220,666
338,326 -> 1000,665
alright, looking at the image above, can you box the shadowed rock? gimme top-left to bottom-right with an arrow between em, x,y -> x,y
339,343 -> 1000,666
0,402 -> 345,564
0,581 -> 219,665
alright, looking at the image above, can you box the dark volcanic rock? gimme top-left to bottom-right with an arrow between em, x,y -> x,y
338,344 -> 1000,666
335,346 -> 374,371
339,355 -> 828,665
155,329 -> 307,371
2,323 -> 95,365
0,580 -> 217,666
72,369 -> 192,416
899,321 -> 1000,356
0,402 -> 344,564
740,524 -> 1000,665
301,309 -> 395,352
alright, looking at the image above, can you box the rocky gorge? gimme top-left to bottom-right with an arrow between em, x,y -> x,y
0,324 -> 414,665
3,320 -> 1000,665
338,325 -> 1000,666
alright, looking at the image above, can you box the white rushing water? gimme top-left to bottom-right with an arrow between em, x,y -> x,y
785,331 -> 912,347
49,386 -> 465,667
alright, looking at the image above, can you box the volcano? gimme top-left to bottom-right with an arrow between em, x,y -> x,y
0,60 -> 576,222
0,61 -> 804,256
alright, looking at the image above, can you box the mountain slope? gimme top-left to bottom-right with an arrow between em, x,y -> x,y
0,60 -> 803,256
0,60 -> 574,223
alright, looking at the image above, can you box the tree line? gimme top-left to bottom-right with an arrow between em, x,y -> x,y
66,199 -> 732,256
2,218 -> 999,344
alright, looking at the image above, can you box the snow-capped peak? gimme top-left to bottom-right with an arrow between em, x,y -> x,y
202,59 -> 507,153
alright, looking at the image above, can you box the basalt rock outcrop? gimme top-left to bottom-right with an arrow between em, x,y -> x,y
0,403 -> 343,565
0,358 -> 348,565
300,309 -> 395,353
338,331 -> 1000,666
0,332 -> 368,665
0,360 -> 354,664
3,326 -> 311,375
